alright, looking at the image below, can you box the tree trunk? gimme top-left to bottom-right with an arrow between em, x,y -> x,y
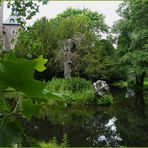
63,39 -> 75,79
135,72 -> 145,91
135,72 -> 145,107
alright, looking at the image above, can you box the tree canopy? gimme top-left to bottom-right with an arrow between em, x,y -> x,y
15,8 -> 114,81
112,0 -> 148,86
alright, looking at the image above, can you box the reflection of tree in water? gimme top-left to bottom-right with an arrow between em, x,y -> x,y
111,87 -> 148,146
84,113 -> 122,147
19,106 -> 122,147
18,88 -> 148,147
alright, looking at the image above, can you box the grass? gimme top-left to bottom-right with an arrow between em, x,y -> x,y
46,77 -> 113,105
46,77 -> 95,105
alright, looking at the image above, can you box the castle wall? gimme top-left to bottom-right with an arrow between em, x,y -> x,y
0,2 -> 3,35
3,24 -> 20,50
0,2 -> 20,50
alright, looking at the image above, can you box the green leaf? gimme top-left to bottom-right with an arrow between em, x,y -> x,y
0,98 -> 10,113
0,56 -> 59,100
22,98 -> 40,120
34,55 -> 48,72
0,120 -> 22,146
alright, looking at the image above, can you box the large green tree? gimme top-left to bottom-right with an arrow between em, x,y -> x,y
15,8 -> 114,81
113,0 -> 148,89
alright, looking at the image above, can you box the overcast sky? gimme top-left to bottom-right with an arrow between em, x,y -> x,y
4,1 -> 122,27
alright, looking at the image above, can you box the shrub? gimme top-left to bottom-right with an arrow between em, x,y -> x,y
97,94 -> 113,105
46,77 -> 95,104
46,77 -> 114,105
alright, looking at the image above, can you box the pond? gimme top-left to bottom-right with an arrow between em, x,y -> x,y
19,87 -> 148,147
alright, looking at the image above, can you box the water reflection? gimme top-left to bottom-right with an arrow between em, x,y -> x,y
97,116 -> 122,146
19,87 -> 148,147
125,87 -> 135,98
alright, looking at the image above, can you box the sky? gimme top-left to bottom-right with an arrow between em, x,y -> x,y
3,1 -> 122,27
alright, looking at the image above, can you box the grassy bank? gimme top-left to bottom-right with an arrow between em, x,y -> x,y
46,77 -> 113,105
113,80 -> 148,90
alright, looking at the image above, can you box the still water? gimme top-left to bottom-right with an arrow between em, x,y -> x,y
21,87 -> 148,147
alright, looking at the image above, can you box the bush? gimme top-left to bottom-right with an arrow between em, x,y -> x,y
97,94 -> 113,105
66,77 -> 92,92
46,77 -> 95,104
46,77 -> 113,105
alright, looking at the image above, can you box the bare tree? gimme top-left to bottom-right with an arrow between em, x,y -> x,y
59,33 -> 84,79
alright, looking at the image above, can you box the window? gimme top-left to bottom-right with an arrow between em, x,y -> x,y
10,19 -> 14,23
11,29 -> 16,35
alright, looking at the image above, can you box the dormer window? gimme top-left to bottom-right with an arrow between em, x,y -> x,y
10,19 -> 14,23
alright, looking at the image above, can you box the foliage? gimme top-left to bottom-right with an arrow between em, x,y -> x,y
50,8 -> 108,37
61,134 -> 69,147
81,39 -> 114,80
0,0 -> 48,27
112,0 -> 148,85
40,142 -> 61,148
0,53 -> 58,99
0,54 -> 62,146
15,8 -> 114,81
0,54 -> 70,147
113,81 -> 128,88
0,119 -> 22,146
47,77 -> 95,105
97,94 -> 113,105
144,80 -> 148,90
113,80 -> 148,90
47,77 -> 113,105
40,134 -> 69,148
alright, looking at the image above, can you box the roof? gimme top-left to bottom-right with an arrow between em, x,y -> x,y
3,15 -> 20,25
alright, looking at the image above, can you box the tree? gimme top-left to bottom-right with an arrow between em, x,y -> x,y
50,8 -> 108,37
15,17 -> 63,80
15,8 -> 114,81
113,0 -> 148,89
81,39 -> 114,81
0,0 -> 48,27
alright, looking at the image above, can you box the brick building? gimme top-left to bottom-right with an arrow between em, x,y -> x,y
0,2 -> 20,51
